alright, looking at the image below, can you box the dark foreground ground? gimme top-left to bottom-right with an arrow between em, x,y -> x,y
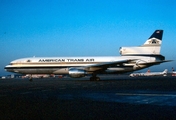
1,76 -> 176,120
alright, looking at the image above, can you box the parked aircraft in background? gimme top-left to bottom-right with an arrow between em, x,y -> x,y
23,74 -> 52,78
129,69 -> 168,77
5,30 -> 170,81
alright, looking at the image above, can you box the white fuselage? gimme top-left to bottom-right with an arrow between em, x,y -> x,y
5,55 -> 157,75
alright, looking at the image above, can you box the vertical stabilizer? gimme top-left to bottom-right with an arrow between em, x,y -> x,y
119,30 -> 164,55
143,30 -> 163,46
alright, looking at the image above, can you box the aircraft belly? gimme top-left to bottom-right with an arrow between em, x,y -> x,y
53,68 -> 69,74
15,68 -> 59,74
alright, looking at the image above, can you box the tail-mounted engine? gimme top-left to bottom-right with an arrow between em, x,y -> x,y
119,46 -> 160,56
133,60 -> 148,70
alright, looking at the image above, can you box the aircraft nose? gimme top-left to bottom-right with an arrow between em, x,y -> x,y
4,65 -> 13,72
4,66 -> 8,70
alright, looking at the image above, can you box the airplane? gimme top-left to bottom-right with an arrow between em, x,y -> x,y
23,74 -> 51,78
4,30 -> 170,81
129,69 -> 168,77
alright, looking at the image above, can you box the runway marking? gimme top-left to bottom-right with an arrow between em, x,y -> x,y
115,93 -> 176,97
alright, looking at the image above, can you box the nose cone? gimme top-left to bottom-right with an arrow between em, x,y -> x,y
4,65 -> 9,70
4,65 -> 13,72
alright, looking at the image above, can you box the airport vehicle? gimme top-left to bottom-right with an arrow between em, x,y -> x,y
5,30 -> 170,81
129,69 -> 168,77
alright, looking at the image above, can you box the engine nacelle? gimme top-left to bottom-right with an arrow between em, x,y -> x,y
69,69 -> 86,78
133,60 -> 148,70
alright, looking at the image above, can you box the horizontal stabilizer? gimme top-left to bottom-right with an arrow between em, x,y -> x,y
137,60 -> 172,66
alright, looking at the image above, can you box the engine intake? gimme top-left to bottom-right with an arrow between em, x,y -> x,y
69,69 -> 86,78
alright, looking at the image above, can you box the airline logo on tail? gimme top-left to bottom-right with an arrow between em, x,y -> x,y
143,30 -> 163,46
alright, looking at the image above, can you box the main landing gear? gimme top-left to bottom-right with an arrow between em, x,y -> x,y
90,74 -> 100,81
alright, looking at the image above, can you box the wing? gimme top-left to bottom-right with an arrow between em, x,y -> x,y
83,59 -> 136,72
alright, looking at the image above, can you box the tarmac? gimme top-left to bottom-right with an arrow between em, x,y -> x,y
1,76 -> 176,120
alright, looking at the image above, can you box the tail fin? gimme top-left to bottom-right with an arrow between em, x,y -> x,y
143,30 -> 163,46
119,30 -> 163,56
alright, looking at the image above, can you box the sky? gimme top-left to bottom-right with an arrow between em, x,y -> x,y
0,0 -> 176,75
